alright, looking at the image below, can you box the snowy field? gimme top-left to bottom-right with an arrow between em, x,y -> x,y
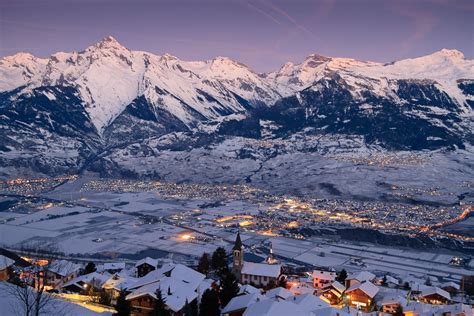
265,237 -> 472,282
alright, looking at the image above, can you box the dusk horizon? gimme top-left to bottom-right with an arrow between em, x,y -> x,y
1,0 -> 473,72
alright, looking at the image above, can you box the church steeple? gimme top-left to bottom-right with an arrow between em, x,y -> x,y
233,232 -> 243,251
232,232 -> 244,278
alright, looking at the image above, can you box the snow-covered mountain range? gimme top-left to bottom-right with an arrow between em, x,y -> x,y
0,36 -> 473,178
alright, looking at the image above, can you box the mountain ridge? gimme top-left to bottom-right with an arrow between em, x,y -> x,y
0,36 -> 473,178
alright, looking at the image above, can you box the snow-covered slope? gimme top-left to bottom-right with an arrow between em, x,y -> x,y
1,37 -> 472,132
266,49 -> 474,111
0,36 -> 280,133
0,37 -> 473,177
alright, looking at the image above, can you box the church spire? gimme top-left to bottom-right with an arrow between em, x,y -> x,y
232,232 -> 244,279
233,231 -> 243,251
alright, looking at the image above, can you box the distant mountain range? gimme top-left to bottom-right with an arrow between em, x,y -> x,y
0,36 -> 473,178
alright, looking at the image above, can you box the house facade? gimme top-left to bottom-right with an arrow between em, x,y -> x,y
135,257 -> 157,278
312,270 -> 336,289
419,287 -> 451,305
0,255 -> 15,281
128,294 -> 157,316
320,280 -> 345,305
38,260 -> 81,290
345,281 -> 379,312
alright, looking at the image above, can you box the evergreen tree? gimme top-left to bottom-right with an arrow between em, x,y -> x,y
184,299 -> 191,316
98,290 -> 112,305
199,289 -> 220,316
381,275 -> 387,286
211,247 -> 228,272
219,268 -> 239,307
84,262 -> 96,275
197,253 -> 211,275
189,299 -> 198,316
114,289 -> 131,316
153,289 -> 170,316
336,269 -> 347,283
183,298 -> 199,316
425,278 -> 432,286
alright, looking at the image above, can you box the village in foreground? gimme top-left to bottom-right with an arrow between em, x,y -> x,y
0,231 -> 473,316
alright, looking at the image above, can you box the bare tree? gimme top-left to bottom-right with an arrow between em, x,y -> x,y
7,241 -> 73,316
6,281 -> 36,316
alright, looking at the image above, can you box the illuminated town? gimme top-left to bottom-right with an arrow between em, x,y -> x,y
0,176 -> 473,315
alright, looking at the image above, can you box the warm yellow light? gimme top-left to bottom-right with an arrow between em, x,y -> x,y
216,215 -> 253,223
287,221 -> 299,228
180,234 -> 193,240
239,220 -> 253,227
260,230 -> 277,236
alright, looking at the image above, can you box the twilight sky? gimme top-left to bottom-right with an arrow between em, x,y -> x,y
1,0 -> 473,72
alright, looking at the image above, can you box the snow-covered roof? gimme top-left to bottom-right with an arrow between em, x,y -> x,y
130,263 -> 204,290
241,262 -> 281,278
126,277 -> 198,312
265,287 -> 293,300
0,255 -> 15,270
135,257 -> 158,268
346,281 -> 379,298
288,283 -> 315,296
167,264 -> 205,288
330,280 -> 345,293
243,299 -> 308,316
385,275 -> 399,285
311,306 -> 351,316
238,284 -> 260,295
347,271 -> 376,283
124,262 -> 206,312
379,294 -> 407,306
102,273 -> 138,291
420,286 -> 451,300
441,281 -> 460,290
290,293 -> 329,310
62,272 -> 111,290
48,260 -> 81,277
312,270 -> 336,281
222,292 -> 266,314
129,266 -> 168,289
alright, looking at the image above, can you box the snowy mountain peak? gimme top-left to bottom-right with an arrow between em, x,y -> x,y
160,53 -> 179,62
305,53 -> 331,62
434,48 -> 465,59
0,40 -> 472,146
92,35 -> 128,51
1,52 -> 41,64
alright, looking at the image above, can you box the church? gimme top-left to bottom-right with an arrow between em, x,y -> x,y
232,232 -> 282,288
